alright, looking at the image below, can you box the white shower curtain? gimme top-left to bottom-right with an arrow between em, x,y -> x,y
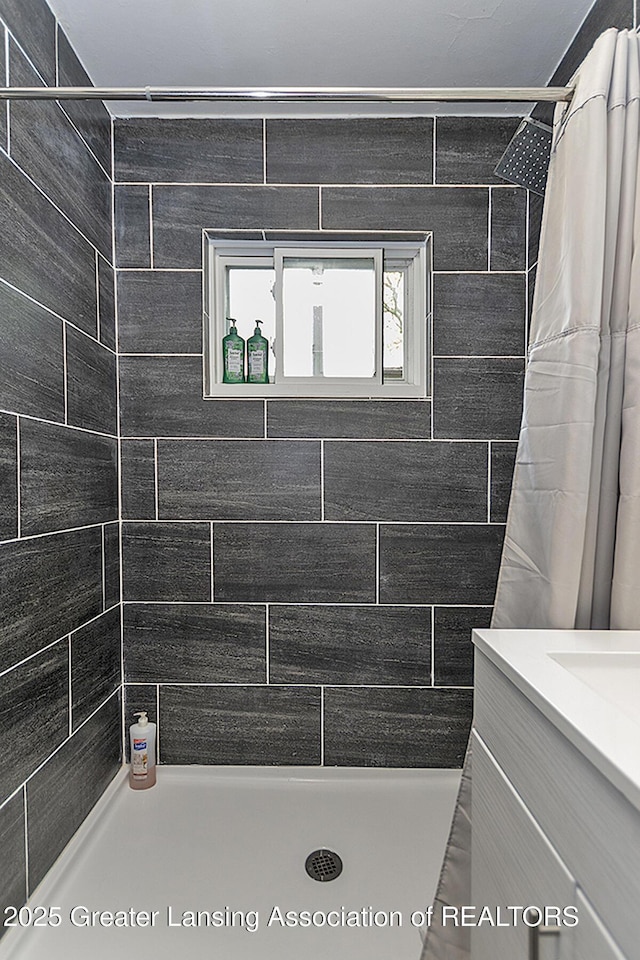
423,27 -> 640,960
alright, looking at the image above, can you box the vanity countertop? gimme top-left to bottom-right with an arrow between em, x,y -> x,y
472,629 -> 640,813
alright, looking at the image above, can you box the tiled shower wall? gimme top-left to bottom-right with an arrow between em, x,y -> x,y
115,116 -> 530,768
0,0 -> 120,926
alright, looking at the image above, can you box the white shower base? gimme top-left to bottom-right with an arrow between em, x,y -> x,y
1,765 -> 460,960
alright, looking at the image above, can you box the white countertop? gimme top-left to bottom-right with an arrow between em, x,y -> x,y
472,629 -> 640,813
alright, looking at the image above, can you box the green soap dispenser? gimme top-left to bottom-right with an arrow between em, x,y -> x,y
222,318 -> 245,383
247,319 -> 269,384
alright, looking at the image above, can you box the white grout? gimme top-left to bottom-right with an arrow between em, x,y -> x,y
123,680 -> 474,690
118,518 -> 506,526
113,179 -> 510,190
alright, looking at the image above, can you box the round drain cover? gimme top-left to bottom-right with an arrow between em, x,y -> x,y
305,849 -> 343,882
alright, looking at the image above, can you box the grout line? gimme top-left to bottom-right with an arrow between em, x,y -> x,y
156,684 -> 161,764
148,184 -> 154,268
15,416 -> 21,539
23,785 -> 29,898
320,686 -> 325,765
62,323 -> 68,425
320,440 -> 325,521
210,522 -> 214,602
375,523 -> 380,603
101,524 -> 106,609
432,116 -> 437,184
262,118 -> 267,184
110,179 -> 511,190
116,517 -> 507,526
430,605 -> 435,686
487,187 -> 492,271
153,439 -> 159,520
0,408 -> 116,440
129,681 -> 474,690
1,520 -> 117,547
265,604 -> 270,683
68,634 -> 73,737
116,267 -> 202,273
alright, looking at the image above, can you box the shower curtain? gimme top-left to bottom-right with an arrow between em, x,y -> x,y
422,27 -> 640,960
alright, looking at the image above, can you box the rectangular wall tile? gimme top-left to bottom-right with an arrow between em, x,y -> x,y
0,527 -> 103,669
122,521 -> 211,602
435,117 -> 518,185
214,522 -> 376,603
157,440 -> 321,520
323,687 -> 473,767
159,685 -> 321,764
9,42 -> 111,258
266,118 -> 433,184
379,523 -> 504,605
103,521 -> 121,609
0,281 -> 64,422
490,187 -> 526,271
97,256 -> 116,352
433,273 -> 526,357
491,442 -> 518,522
269,605 -> 430,685
0,643 -> 68,804
121,440 -> 156,519
123,603 -> 266,683
119,356 -> 264,437
0,0 -> 56,85
324,441 -> 487,522
266,399 -> 432,440
115,118 -> 263,183
0,152 -> 97,333
71,606 -> 121,729
57,28 -> 112,176
528,192 -> 544,269
0,413 -> 17,541
115,185 -> 150,268
321,187 -> 488,271
65,326 -> 118,436
19,420 -> 117,536
433,358 -> 525,440
433,606 -> 493,686
152,186 -> 319,268
0,792 -> 26,933
26,694 -> 121,891
117,271 -> 202,354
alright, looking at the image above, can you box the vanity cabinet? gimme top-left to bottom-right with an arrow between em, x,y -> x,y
471,644 -> 639,960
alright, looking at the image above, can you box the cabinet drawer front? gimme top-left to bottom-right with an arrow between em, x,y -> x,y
574,889 -> 627,960
471,733 -> 575,960
475,652 -> 640,960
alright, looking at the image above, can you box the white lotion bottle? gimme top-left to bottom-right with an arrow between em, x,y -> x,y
129,711 -> 157,790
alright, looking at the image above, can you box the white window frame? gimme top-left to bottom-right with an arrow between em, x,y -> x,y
204,237 -> 429,399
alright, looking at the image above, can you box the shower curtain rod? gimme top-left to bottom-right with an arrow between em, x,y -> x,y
0,85 -> 574,103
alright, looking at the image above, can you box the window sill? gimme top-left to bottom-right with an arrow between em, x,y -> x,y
204,382 -> 428,399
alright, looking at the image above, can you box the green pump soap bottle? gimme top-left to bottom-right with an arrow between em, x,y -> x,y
247,319 -> 269,384
222,318 -> 245,383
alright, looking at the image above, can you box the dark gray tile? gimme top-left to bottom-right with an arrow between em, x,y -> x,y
153,186 -> 319,268
435,117 -> 519,185
269,605 -> 430,685
322,187 -> 488,271
0,527 -> 103,669
0,152 -> 97,333
124,603 -> 266,683
433,273 -> 526,356
0,643 -> 68,805
123,684 -> 157,761
0,281 -> 64,422
158,440 -> 321,520
0,413 -> 17,540
160,685 -> 321,764
104,522 -> 121,609
527,265 -> 537,331
66,326 -> 117,436
0,792 -> 26,931
119,356 -> 264,437
267,399 -> 432,439
490,188 -> 527,271
379,523 -> 504,605
9,42 -> 111,258
266,118 -> 433,184
433,358 -> 525,440
71,607 -> 121,729
57,28 -> 112,176
27,693 -> 121,891
115,185 -> 150,268
122,521 -> 211,602
19,420 -> 117,536
324,441 -> 488,522
121,440 -> 156,519
117,271 -> 203,354
528,192 -> 544,269
0,0 -> 56,85
323,687 -> 473,767
491,441 -> 518,523
433,605 -> 492,686
214,522 -> 376,603
115,118 -> 263,183
98,256 -> 116,352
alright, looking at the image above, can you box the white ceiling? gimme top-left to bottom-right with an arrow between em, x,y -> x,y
46,0 -> 597,117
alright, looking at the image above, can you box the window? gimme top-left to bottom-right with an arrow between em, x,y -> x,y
204,234 -> 430,398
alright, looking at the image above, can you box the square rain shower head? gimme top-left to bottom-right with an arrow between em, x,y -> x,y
494,117 -> 553,196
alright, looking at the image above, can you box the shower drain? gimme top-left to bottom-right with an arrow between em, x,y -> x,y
305,849 -> 343,882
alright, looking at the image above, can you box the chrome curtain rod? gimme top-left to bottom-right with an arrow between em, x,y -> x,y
0,85 -> 574,103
